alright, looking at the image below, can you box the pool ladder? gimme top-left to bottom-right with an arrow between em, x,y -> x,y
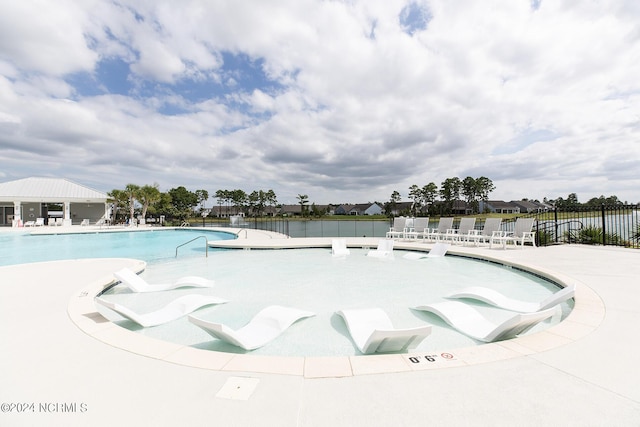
175,235 -> 208,258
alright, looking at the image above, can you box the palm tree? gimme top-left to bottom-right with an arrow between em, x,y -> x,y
124,184 -> 140,222
107,189 -> 128,223
297,194 -> 309,217
137,184 -> 161,222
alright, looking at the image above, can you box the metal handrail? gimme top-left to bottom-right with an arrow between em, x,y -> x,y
535,219 -> 584,245
175,235 -> 208,258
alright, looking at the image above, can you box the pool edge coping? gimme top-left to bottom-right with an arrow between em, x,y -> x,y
67,238 -> 605,378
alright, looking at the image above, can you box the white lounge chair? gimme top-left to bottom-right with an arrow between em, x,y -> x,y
189,305 -> 315,350
367,239 -> 394,258
35,217 -> 45,226
114,268 -> 215,293
446,218 -> 476,244
331,239 -> 350,256
413,301 -> 557,342
24,220 -> 35,227
95,295 -> 227,327
402,242 -> 450,260
55,217 -> 64,226
405,217 -> 430,240
80,219 -> 90,226
386,217 -> 408,239
464,218 -> 502,246
490,217 -> 536,249
446,284 -> 575,313
425,217 -> 454,242
337,308 -> 432,354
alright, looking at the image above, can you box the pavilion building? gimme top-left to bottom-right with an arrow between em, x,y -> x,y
0,177 -> 110,227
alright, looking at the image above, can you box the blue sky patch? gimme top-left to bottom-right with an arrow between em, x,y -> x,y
493,128 -> 558,155
399,2 -> 432,35
66,51 -> 284,117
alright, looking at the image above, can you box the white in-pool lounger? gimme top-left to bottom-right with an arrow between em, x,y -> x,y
114,267 -> 215,293
337,308 -> 432,354
413,301 -> 557,342
402,242 -> 450,260
331,239 -> 351,256
95,295 -> 227,327
366,239 -> 394,258
189,305 -> 315,351
445,284 -> 576,313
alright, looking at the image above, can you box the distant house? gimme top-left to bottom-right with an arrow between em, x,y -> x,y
262,206 -> 279,217
386,201 -> 413,216
479,200 -> 521,214
451,200 -> 474,215
335,203 -> 383,215
279,204 -> 303,216
510,200 -> 551,213
333,204 -> 353,215
309,204 -> 332,215
362,203 -> 383,215
210,206 -> 241,218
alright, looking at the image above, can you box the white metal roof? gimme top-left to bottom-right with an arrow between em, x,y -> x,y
0,177 -> 108,203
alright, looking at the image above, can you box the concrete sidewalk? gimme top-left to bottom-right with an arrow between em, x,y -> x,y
1,243 -> 639,426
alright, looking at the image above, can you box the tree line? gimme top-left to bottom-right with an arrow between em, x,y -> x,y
387,176 -> 496,216
108,184 -> 209,222
107,184 -> 278,222
108,179 -> 630,224
544,193 -> 628,209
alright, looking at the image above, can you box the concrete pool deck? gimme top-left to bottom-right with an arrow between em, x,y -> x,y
1,229 -> 639,425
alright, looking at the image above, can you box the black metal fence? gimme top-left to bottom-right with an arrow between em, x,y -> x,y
212,205 -> 640,248
528,205 -> 639,247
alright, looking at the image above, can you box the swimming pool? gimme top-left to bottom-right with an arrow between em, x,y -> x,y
1,229 -> 572,357
96,247 -> 572,357
0,228 -> 233,266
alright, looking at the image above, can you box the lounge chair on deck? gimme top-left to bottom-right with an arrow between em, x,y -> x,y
331,239 -> 350,256
402,242 -> 450,259
464,218 -> 502,246
55,218 -> 64,226
95,295 -> 227,327
446,284 -> 576,313
35,218 -> 45,226
490,217 -> 536,249
386,217 -> 408,240
337,308 -> 432,354
426,217 -> 454,242
189,305 -> 315,350
114,267 -> 215,293
80,219 -> 90,226
413,301 -> 557,342
24,220 -> 35,227
367,239 -> 394,258
446,218 -> 476,244
405,217 -> 430,240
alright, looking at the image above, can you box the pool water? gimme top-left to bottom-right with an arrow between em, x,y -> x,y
98,248 -> 573,357
0,229 -> 233,266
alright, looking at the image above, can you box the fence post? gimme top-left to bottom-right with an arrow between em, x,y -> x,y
601,204 -> 607,246
554,208 -> 559,244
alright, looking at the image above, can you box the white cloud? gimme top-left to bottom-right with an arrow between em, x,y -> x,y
0,0 -> 639,204
0,0 -> 98,75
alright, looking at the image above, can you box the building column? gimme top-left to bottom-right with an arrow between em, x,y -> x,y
12,201 -> 22,227
63,201 -> 72,226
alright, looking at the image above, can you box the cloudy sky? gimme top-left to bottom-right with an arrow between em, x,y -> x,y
1,0 -> 639,206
